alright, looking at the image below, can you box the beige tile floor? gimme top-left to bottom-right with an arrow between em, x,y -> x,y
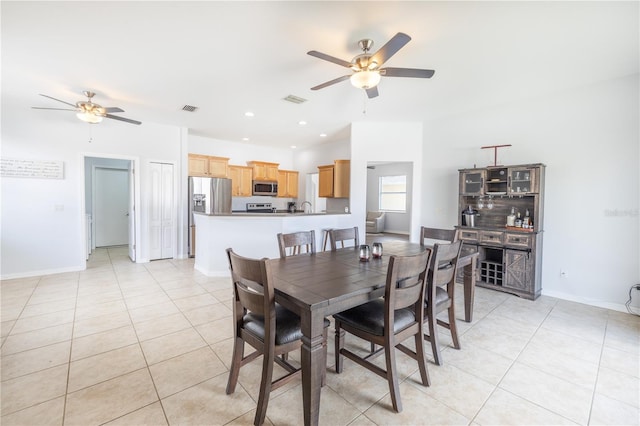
1,245 -> 639,425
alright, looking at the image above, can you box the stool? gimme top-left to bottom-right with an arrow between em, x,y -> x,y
320,228 -> 333,251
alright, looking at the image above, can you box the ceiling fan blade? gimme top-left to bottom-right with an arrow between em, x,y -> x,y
365,86 -> 379,99
38,93 -> 77,108
307,50 -> 353,68
104,107 -> 124,113
32,107 -> 77,111
104,114 -> 141,125
370,32 -> 411,67
311,75 -> 351,91
380,67 -> 435,78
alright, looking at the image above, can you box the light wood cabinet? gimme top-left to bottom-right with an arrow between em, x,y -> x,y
229,165 -> 253,197
318,160 -> 350,198
188,154 -> 229,178
247,161 -> 279,181
277,170 -> 299,198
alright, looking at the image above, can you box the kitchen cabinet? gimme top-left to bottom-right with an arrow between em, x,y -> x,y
457,163 -> 545,300
277,170 -> 298,198
247,161 -> 279,181
229,165 -> 253,197
318,160 -> 350,198
188,154 -> 229,178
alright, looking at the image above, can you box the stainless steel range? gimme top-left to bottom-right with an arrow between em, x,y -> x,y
246,202 -> 276,213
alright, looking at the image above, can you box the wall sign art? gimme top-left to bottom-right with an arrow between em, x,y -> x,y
1,158 -> 64,179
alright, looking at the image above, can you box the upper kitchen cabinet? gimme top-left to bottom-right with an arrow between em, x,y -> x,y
318,160 -> 350,198
229,165 -> 253,197
247,161 -> 279,181
277,170 -> 299,198
188,154 -> 229,178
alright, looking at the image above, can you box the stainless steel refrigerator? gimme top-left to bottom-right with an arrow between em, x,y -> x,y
188,177 -> 232,257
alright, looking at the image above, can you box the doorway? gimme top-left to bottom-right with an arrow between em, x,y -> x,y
366,162 -> 413,235
84,156 -> 138,262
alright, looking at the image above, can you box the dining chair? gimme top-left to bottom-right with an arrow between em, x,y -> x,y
277,230 -> 316,258
225,248 -> 304,426
275,230 -> 330,384
328,226 -> 359,251
423,240 -> 463,366
419,226 -> 458,246
333,250 -> 432,413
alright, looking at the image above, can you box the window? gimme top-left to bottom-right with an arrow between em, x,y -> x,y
379,175 -> 407,212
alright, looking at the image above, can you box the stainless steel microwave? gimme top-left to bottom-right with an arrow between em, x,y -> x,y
252,181 -> 278,196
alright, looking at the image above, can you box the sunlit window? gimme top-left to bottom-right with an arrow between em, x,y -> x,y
379,175 -> 406,212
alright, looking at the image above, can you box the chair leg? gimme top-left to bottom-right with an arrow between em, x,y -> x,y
413,332 -> 430,387
254,347 -> 275,426
448,306 -> 461,349
226,337 -> 244,394
384,338 -> 402,413
427,315 -> 443,366
334,321 -> 345,373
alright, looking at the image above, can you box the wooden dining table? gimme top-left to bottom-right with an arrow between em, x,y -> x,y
268,240 -> 478,426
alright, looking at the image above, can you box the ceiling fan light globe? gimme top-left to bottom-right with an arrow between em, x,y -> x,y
350,70 -> 381,89
76,111 -> 103,124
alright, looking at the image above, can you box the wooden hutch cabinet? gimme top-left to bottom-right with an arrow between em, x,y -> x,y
457,163 -> 545,300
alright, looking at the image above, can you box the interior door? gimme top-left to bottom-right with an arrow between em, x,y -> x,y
149,162 -> 175,260
128,163 -> 136,261
95,168 -> 129,247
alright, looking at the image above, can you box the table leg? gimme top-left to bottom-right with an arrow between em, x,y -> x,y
301,311 -> 325,426
463,255 -> 477,322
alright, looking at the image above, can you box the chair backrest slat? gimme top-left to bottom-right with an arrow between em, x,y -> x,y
386,250 -> 432,313
420,227 -> 457,247
428,241 -> 463,289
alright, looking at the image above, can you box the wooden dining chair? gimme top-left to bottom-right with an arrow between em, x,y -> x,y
277,230 -> 316,258
275,230 -> 330,385
225,248 -> 304,426
423,240 -> 463,366
333,250 -> 432,413
419,226 -> 458,246
328,226 -> 359,251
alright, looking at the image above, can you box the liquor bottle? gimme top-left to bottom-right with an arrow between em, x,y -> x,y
524,209 -> 532,229
506,207 -> 516,227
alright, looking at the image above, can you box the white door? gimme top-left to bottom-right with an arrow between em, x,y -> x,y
128,163 -> 136,261
95,168 -> 129,247
149,162 -> 175,260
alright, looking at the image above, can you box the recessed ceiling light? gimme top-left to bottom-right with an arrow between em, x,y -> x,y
298,120 -> 307,126
320,133 -> 327,137
242,137 -> 249,141
291,145 -> 297,149
244,111 -> 254,117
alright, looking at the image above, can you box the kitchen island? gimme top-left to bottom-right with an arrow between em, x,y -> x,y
193,212 -> 355,275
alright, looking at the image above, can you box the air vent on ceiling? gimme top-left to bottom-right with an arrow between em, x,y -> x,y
283,95 -> 307,104
182,105 -> 199,112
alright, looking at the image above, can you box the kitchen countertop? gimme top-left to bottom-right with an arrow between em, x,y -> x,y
196,211 -> 350,217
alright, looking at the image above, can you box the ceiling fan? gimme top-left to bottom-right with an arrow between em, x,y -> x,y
32,91 -> 141,125
308,32 -> 434,99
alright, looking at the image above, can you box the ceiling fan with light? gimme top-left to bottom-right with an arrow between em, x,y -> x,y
308,32 -> 434,99
32,91 -> 142,125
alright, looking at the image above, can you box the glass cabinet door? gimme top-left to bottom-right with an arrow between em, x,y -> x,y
508,167 -> 537,194
460,170 -> 484,195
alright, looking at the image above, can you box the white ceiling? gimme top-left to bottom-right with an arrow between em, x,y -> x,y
2,1 -> 638,149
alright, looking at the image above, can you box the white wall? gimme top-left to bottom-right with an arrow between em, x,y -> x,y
1,105 -> 182,278
423,74 -> 639,311
366,162 -> 414,234
350,122 -> 424,244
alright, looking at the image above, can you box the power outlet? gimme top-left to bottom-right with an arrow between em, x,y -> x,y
560,270 -> 569,278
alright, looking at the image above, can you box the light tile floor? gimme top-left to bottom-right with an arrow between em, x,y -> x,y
1,245 -> 639,425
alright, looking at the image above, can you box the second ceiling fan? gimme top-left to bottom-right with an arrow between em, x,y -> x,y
308,32 -> 434,99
